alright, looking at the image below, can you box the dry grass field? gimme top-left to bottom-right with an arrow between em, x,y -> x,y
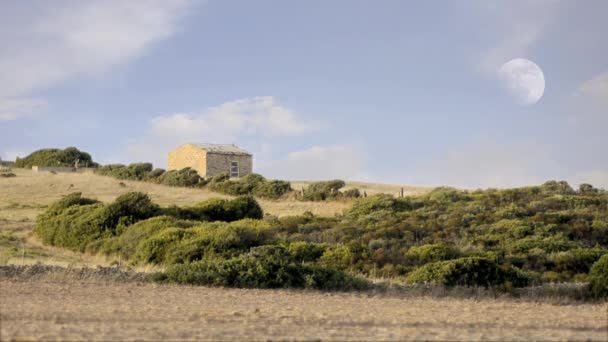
1,278 -> 607,341
1,169 -> 606,341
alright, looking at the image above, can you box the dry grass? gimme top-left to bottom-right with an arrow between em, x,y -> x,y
1,278 -> 606,341
0,169 -> 429,221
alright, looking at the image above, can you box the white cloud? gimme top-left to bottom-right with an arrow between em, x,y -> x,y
0,0 -> 193,121
122,96 -> 316,168
257,145 -> 367,181
578,72 -> 608,107
149,96 -> 314,139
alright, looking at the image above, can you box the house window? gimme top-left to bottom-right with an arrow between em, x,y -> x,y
230,161 -> 239,177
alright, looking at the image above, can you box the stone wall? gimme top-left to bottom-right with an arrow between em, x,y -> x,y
167,144 -> 207,176
206,153 -> 252,178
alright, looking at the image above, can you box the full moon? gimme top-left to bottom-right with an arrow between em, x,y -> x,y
498,58 -> 545,105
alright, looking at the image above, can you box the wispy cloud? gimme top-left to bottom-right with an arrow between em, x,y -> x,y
577,71 -> 608,107
0,0 -> 194,121
122,96 -> 318,168
257,145 -> 368,181
471,1 -> 562,74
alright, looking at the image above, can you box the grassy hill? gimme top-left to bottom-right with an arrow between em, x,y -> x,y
0,169 -> 431,267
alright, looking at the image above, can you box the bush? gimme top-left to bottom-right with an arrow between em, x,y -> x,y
34,192 -> 159,251
0,172 -> 16,178
208,173 -> 292,199
346,194 -> 418,218
164,196 -> 263,222
587,254 -> 608,298
405,257 -> 531,288
92,216 -> 199,258
405,243 -> 461,266
14,147 -> 97,168
159,167 -> 204,187
297,180 -> 346,201
100,192 -> 160,234
164,245 -> 369,290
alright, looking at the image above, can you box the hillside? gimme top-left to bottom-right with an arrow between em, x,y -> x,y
0,169 -> 431,267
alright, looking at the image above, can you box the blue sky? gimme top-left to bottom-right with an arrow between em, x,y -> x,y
1,0 -> 607,188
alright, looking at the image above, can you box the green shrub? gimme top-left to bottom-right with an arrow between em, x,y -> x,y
159,167 -> 204,187
165,245 -> 369,290
549,248 -> 607,274
34,192 -> 159,251
0,172 -> 16,178
587,254 -> 608,298
14,147 -> 97,168
346,194 -> 418,218
92,216 -> 198,258
297,180 -> 346,201
134,227 -> 197,264
405,243 -> 461,266
405,257 -> 530,288
208,173 -> 292,199
164,196 -> 263,222
100,192 -> 160,234
288,241 -> 328,263
252,180 -> 292,199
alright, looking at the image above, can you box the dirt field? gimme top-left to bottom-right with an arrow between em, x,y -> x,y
1,279 -> 606,341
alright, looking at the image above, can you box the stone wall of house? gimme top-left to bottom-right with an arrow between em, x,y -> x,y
167,144 -> 208,176
206,153 -> 252,178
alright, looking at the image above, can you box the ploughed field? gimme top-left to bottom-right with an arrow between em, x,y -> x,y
2,278 -> 607,341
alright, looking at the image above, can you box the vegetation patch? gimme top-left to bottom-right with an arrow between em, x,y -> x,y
208,173 -> 292,199
295,180 -> 361,201
14,147 -> 97,168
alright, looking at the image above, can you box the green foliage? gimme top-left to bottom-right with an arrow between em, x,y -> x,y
164,196 -> 264,222
296,180 -> 347,201
33,179 -> 608,292
0,172 -> 16,178
347,194 -> 418,218
208,173 -> 292,199
159,167 -> 205,187
405,257 -> 531,288
405,243 -> 462,266
34,192 -> 159,251
96,163 -> 154,181
587,254 -> 608,298
14,147 -> 97,168
165,245 -> 369,290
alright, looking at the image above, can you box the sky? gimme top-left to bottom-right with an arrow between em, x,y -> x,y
1,0 -> 607,189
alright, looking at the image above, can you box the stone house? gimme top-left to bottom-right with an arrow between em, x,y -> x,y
167,143 -> 253,178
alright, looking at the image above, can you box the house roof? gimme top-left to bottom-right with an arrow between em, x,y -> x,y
189,143 -> 252,156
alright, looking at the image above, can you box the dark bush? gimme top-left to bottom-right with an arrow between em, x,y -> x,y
405,257 -> 531,288
159,167 -> 204,187
100,192 -> 160,234
14,147 -> 97,168
587,254 -> 608,298
297,180 -> 346,201
34,192 -> 158,251
405,243 -> 462,266
208,173 -> 292,199
0,172 -> 16,178
164,245 -> 369,290
163,196 -> 263,222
